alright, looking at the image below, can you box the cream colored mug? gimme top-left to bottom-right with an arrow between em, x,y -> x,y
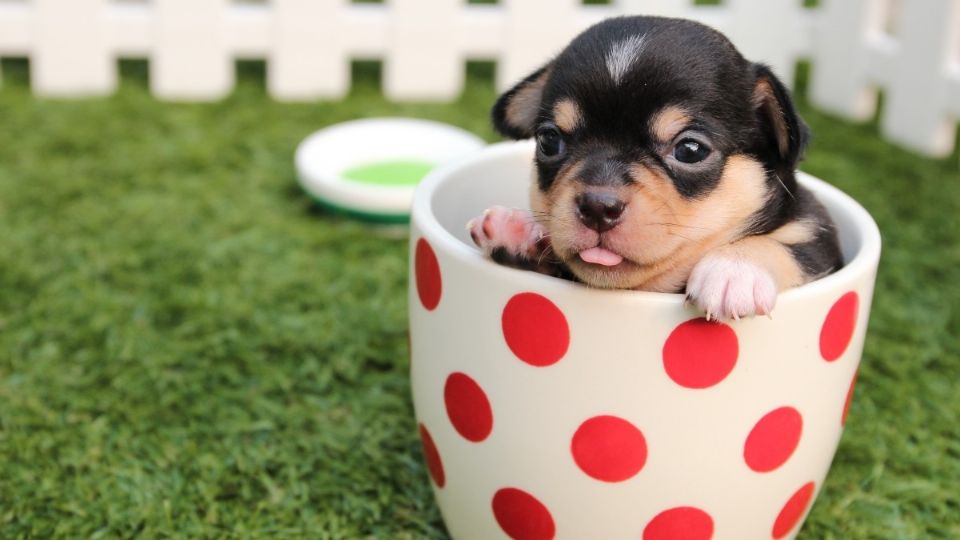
409,141 -> 880,540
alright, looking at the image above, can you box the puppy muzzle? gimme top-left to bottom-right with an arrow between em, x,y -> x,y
575,191 -> 626,233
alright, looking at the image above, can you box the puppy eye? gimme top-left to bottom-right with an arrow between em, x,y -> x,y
536,126 -> 566,159
673,138 -> 711,164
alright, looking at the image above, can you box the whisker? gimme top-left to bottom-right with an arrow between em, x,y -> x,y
644,222 -> 711,231
774,173 -> 796,200
666,231 -> 695,242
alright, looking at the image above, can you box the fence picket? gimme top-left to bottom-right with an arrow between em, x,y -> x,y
153,0 -> 231,100
270,0 -> 348,101
725,0 -> 810,86
34,0 -> 113,97
386,0 -> 463,101
498,0 -> 586,90
879,0 -> 960,156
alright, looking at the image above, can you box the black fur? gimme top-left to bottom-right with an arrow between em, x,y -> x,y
788,190 -> 844,277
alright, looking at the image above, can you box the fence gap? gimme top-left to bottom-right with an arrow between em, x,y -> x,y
952,124 -> 960,164
118,58 -> 149,89
871,89 -> 887,126
351,59 -> 383,95
0,57 -> 30,89
793,60 -> 811,102
235,59 -> 268,93
465,60 -> 496,94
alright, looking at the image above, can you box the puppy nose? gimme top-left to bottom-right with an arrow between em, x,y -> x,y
575,192 -> 626,233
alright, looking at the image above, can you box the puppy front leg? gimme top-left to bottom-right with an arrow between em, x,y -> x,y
685,236 -> 806,320
467,206 -> 561,276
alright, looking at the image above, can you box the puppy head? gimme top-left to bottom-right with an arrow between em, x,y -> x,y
492,17 -> 808,290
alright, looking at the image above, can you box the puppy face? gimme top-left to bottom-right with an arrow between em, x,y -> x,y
492,17 -> 807,290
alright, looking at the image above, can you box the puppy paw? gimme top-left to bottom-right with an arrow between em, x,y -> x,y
467,206 -> 545,265
686,254 -> 778,320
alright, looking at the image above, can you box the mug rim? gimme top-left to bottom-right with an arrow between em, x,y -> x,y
412,140 -> 881,305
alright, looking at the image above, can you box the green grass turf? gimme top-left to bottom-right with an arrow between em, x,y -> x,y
1,59 -> 958,538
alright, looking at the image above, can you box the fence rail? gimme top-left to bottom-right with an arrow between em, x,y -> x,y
0,0 -> 958,156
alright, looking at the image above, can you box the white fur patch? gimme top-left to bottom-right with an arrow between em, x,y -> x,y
605,34 -> 646,85
686,254 -> 778,320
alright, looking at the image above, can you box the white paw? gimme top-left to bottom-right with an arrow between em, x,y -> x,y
467,206 -> 544,260
686,254 -> 778,320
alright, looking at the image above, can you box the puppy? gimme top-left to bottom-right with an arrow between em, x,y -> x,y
468,16 -> 843,320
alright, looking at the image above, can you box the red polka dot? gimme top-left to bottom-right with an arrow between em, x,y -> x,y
571,415 -> 647,482
418,423 -> 445,488
662,318 -> 739,389
444,372 -> 493,442
415,238 -> 442,311
842,374 -> 858,426
502,293 -> 569,367
772,482 -> 816,538
820,292 -> 859,362
643,506 -> 714,540
492,488 -> 556,540
744,406 -> 803,473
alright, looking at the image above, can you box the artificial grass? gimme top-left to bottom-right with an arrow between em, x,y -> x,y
0,59 -> 958,539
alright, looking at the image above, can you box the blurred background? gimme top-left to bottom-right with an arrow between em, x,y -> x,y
0,0 -> 957,538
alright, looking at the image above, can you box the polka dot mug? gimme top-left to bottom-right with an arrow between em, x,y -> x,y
409,141 -> 881,540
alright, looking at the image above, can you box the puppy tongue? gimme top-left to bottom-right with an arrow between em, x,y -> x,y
579,247 -> 624,266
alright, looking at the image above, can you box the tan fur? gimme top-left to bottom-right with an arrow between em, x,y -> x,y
541,154 -> 774,291
533,159 -> 581,220
505,69 -> 551,133
649,106 -> 690,143
616,154 -> 769,290
530,182 -> 547,217
768,220 -> 817,246
753,79 -> 790,157
553,99 -> 583,133
531,160 -> 581,233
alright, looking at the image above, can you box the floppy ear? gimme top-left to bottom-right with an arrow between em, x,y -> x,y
491,63 -> 553,139
752,64 -> 809,170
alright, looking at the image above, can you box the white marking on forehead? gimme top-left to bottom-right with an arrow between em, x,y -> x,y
605,34 -> 646,85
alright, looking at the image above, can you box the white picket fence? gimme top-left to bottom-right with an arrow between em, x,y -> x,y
0,0 -> 958,156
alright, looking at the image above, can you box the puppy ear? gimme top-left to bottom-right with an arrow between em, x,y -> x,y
752,64 -> 809,169
491,63 -> 553,139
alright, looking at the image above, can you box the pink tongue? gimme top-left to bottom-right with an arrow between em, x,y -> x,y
579,247 -> 624,266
